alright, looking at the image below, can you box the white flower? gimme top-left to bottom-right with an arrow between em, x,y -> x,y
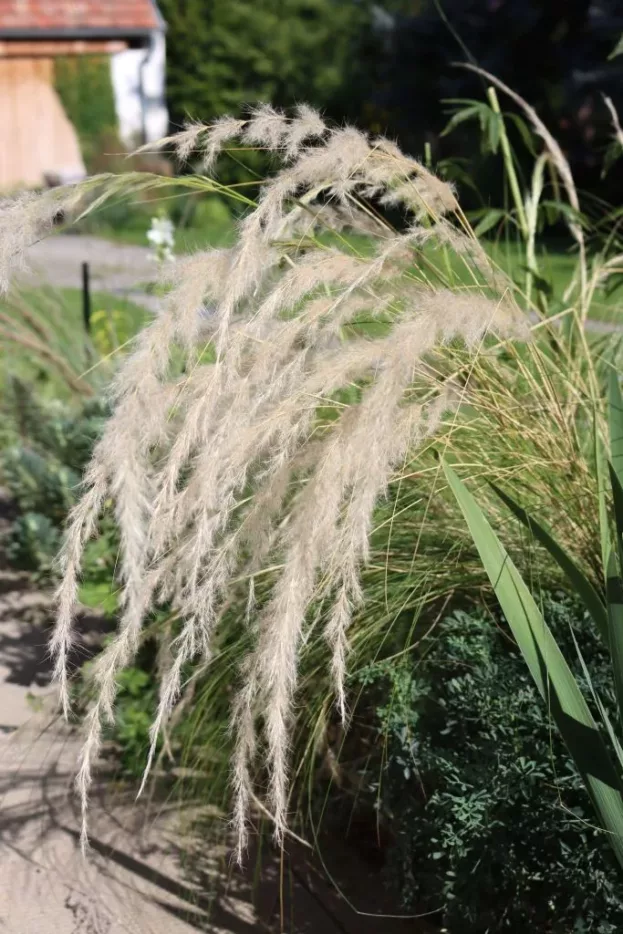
147,215 -> 176,263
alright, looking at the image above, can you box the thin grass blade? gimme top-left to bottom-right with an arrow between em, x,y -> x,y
606,547 -> 623,729
609,370 -> 623,489
490,481 -> 608,642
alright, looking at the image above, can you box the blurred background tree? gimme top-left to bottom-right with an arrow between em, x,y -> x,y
158,0 -> 372,125
158,0 -> 623,209
365,0 -> 623,206
55,56 -> 118,171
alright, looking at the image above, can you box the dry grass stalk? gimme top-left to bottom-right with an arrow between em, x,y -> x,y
604,95 -> 623,150
459,63 -> 589,319
1,105 -> 529,855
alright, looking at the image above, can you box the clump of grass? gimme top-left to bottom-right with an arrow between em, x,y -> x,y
3,71 -> 620,866
0,105 -> 529,854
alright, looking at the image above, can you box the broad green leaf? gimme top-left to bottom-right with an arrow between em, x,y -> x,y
490,482 -> 608,642
570,625 -> 623,772
539,200 -> 585,228
609,370 -> 623,490
443,459 -> 623,870
507,113 -> 537,157
487,111 -> 502,155
606,548 -> 623,727
609,463 -> 623,548
440,103 -> 484,137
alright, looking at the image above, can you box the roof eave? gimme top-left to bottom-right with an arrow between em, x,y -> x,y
0,25 -> 165,47
148,0 -> 167,32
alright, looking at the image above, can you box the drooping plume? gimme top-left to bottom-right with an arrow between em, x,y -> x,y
25,105 -> 529,853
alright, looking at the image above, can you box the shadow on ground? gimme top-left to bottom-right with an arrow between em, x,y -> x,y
0,490 -> 433,933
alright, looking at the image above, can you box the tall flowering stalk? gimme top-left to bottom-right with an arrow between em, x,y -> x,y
147,212 -> 176,265
0,104 -> 529,855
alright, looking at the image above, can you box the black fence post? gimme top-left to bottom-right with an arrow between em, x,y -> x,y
82,261 -> 91,335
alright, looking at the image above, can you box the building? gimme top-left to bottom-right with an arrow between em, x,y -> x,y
0,1 -> 166,189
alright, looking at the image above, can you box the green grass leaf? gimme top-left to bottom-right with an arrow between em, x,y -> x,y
609,34 -> 623,60
609,370 -> 623,490
471,208 -> 506,238
606,547 -> 623,728
490,481 -> 608,642
443,458 -> 623,870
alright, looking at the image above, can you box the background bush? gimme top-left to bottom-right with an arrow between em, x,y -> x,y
54,56 -> 118,170
1,382 -> 109,577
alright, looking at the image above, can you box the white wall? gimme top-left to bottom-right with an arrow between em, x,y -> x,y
110,31 -> 168,147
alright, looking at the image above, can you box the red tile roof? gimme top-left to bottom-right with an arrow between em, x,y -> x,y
0,1 -> 163,35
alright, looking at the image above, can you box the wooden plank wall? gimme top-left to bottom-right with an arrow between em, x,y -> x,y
0,57 -> 86,190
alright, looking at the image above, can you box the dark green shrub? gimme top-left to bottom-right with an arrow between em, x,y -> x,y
113,666 -> 159,775
2,447 -> 80,523
1,386 -> 109,577
360,595 -> 623,933
6,512 -> 62,575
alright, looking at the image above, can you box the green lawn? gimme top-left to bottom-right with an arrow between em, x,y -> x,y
93,218 -> 237,253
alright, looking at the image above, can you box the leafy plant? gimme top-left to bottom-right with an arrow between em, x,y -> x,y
2,447 -> 80,524
1,384 -> 112,579
361,596 -> 623,933
6,513 -> 62,575
3,70 -> 623,863
113,667 -> 159,776
441,370 -> 623,873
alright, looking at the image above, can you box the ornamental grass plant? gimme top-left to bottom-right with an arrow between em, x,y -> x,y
2,70 -> 622,861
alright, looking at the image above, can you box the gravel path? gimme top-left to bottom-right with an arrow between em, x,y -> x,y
19,234 -> 162,313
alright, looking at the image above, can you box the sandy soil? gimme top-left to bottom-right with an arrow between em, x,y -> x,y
0,496 -> 250,933
0,488 -> 427,933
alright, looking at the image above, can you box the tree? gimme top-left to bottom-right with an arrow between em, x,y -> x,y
158,0 -> 371,128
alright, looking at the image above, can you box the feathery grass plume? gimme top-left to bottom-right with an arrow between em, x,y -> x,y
33,105 -> 530,853
0,186 -> 89,292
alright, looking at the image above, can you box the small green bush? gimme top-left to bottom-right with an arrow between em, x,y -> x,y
1,386 -> 109,577
6,513 -> 62,574
2,447 -> 80,523
360,595 -> 623,933
113,666 -> 159,775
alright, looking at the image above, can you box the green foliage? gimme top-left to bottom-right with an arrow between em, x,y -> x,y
2,447 -> 80,523
159,0 -> 371,128
363,596 -> 623,932
113,667 -> 159,775
1,383 -> 110,577
6,513 -> 62,575
445,364 -> 623,851
54,56 -> 118,168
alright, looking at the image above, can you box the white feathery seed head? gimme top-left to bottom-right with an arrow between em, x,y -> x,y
0,105 -> 528,856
